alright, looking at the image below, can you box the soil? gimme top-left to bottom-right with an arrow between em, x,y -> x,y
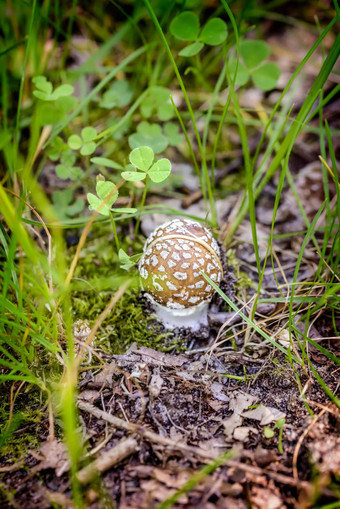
1,340 -> 339,508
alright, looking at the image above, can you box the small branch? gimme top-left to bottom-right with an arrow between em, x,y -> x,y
76,436 -> 138,484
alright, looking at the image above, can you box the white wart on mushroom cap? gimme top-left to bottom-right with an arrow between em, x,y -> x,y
138,219 -> 223,328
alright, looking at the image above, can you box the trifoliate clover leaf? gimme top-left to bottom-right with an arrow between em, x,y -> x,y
52,189 -> 85,220
171,14 -> 228,58
99,80 -> 134,109
140,87 -> 174,121
55,151 -> 83,180
33,76 -> 74,101
68,127 -> 97,156
240,40 -> 270,69
164,122 -> 184,146
46,136 -> 67,161
128,122 -> 168,154
228,40 -> 280,91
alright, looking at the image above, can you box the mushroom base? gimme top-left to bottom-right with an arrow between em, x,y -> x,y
146,294 -> 209,331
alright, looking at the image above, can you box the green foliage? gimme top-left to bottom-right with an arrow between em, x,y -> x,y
87,175 -> 137,216
52,189 -> 85,221
46,136 -> 68,161
33,76 -> 77,125
33,76 -> 74,101
140,87 -> 174,121
90,157 -> 123,170
170,12 -> 228,56
87,177 -> 118,216
99,79 -> 134,109
129,121 -> 183,153
55,151 -> 83,180
68,126 -> 97,156
122,146 -> 172,183
129,121 -> 168,153
118,248 -> 142,271
263,426 -> 275,438
228,40 -> 280,91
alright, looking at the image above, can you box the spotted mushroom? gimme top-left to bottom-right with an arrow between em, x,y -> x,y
138,218 -> 223,330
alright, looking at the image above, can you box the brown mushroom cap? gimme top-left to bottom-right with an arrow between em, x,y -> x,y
139,219 -> 223,310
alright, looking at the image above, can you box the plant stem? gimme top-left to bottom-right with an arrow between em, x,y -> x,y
134,176 -> 148,238
109,211 -> 120,252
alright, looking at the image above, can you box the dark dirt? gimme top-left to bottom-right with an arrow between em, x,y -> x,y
1,341 -> 339,509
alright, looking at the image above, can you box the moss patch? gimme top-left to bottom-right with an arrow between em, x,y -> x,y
70,222 -> 184,353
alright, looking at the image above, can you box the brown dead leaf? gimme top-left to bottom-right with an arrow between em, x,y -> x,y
31,439 -> 69,477
149,372 -> 164,400
131,346 -> 188,367
241,405 -> 285,426
251,485 -> 286,509
234,426 -> 258,442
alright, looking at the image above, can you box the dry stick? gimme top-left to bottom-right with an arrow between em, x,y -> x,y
78,400 -> 217,460
78,400 -> 320,491
76,436 -> 138,484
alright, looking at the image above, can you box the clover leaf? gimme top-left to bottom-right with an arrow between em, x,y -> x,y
199,18 -> 228,46
33,77 -> 77,125
87,177 -> 119,216
170,11 -> 199,41
171,12 -> 228,57
140,87 -> 174,121
56,151 -> 83,180
228,40 -> 280,91
52,188 -> 85,221
46,136 -> 68,161
128,121 -> 168,154
99,79 -> 134,109
68,126 -> 97,156
87,176 -> 137,217
122,146 -> 171,184
33,76 -> 74,101
164,122 -> 184,146
119,248 -> 142,271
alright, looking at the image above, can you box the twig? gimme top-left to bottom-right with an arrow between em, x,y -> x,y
76,436 -> 138,484
78,400 -> 331,493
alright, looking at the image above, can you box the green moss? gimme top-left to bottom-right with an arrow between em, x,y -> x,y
70,222 -> 184,353
0,387 -> 44,461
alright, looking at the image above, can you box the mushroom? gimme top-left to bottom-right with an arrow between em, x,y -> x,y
138,218 -> 223,330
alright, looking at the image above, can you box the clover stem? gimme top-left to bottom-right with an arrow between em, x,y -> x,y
109,211 -> 120,252
134,175 -> 148,238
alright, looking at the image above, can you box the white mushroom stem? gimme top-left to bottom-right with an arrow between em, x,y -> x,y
146,294 -> 209,331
